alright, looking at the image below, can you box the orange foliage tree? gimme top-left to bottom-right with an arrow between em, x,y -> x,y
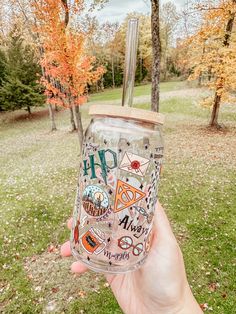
186,0 -> 236,127
32,0 -> 104,147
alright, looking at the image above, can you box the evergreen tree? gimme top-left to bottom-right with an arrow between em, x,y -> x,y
0,27 -> 45,113
0,50 -> 7,86
0,49 -> 7,111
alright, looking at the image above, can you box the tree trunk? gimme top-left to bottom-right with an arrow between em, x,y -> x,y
163,28 -> 168,81
198,44 -> 206,86
55,105 -> 59,112
69,107 -> 77,131
208,67 -> 212,82
209,0 -> 236,127
74,105 -> 83,152
27,105 -> 31,115
140,53 -> 143,82
198,72 -> 202,86
48,104 -> 57,131
101,75 -> 104,92
163,53 -> 167,81
111,55 -> 115,89
210,92 -> 221,127
151,0 -> 161,112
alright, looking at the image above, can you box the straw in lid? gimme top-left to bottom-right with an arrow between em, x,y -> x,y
89,19 -> 164,126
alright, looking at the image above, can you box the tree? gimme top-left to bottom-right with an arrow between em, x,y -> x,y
0,78 -> 44,113
113,13 -> 152,86
33,0 -> 104,148
187,0 -> 236,127
150,0 -> 161,112
0,50 -> 7,87
0,26 -> 44,113
210,0 -> 236,127
102,22 -> 119,89
160,2 -> 179,81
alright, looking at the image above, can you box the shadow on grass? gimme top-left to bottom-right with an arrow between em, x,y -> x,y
11,108 -> 64,122
0,107 -> 65,125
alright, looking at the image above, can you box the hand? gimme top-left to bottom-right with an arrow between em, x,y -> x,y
61,202 -> 203,314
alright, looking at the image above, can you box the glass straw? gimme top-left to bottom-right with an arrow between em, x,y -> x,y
122,18 -> 139,107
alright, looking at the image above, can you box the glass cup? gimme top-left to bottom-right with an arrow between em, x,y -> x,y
71,105 -> 164,273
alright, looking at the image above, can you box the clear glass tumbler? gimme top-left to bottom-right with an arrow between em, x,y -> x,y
71,105 -> 164,273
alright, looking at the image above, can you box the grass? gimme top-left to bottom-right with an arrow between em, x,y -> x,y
0,82 -> 236,313
89,80 -> 187,102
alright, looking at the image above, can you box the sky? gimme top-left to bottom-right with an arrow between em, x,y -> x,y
94,0 -> 186,24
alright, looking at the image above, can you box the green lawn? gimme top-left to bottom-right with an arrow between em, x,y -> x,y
0,82 -> 235,313
89,81 -> 188,102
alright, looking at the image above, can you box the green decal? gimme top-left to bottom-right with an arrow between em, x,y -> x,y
83,149 -> 117,184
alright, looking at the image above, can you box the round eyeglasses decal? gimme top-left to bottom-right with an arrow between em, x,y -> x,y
118,236 -> 143,256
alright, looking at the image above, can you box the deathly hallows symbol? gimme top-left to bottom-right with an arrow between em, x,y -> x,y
114,180 -> 146,213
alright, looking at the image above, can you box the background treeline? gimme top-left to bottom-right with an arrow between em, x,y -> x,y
0,2 -> 182,113
86,4 -> 180,91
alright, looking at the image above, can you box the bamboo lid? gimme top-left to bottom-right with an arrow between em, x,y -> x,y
89,105 -> 164,125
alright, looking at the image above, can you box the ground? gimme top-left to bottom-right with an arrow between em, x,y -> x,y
0,81 -> 235,313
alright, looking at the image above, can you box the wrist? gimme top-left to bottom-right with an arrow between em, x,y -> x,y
146,284 -> 203,314
135,284 -> 203,314
171,285 -> 203,314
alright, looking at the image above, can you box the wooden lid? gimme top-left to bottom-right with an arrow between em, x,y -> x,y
89,105 -> 164,125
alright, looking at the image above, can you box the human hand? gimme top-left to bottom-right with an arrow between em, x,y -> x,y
61,202 -> 203,314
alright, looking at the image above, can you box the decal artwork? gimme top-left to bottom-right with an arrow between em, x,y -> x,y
74,222 -> 79,244
114,180 -> 146,213
118,236 -> 143,256
145,230 -> 153,253
133,205 -> 154,224
73,127 -> 163,272
83,149 -> 117,185
81,227 -> 106,255
82,185 -> 109,217
119,152 -> 150,177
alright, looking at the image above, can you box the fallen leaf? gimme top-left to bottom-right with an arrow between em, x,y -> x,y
28,274 -> 33,280
222,292 -> 227,299
208,282 -> 218,292
200,303 -> 209,311
51,287 -> 59,293
48,245 -> 56,253
78,290 -> 86,298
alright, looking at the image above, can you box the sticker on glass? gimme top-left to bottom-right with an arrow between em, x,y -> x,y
82,185 -> 109,217
119,152 -> 150,177
81,227 -> 106,255
118,236 -> 143,256
114,180 -> 146,213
